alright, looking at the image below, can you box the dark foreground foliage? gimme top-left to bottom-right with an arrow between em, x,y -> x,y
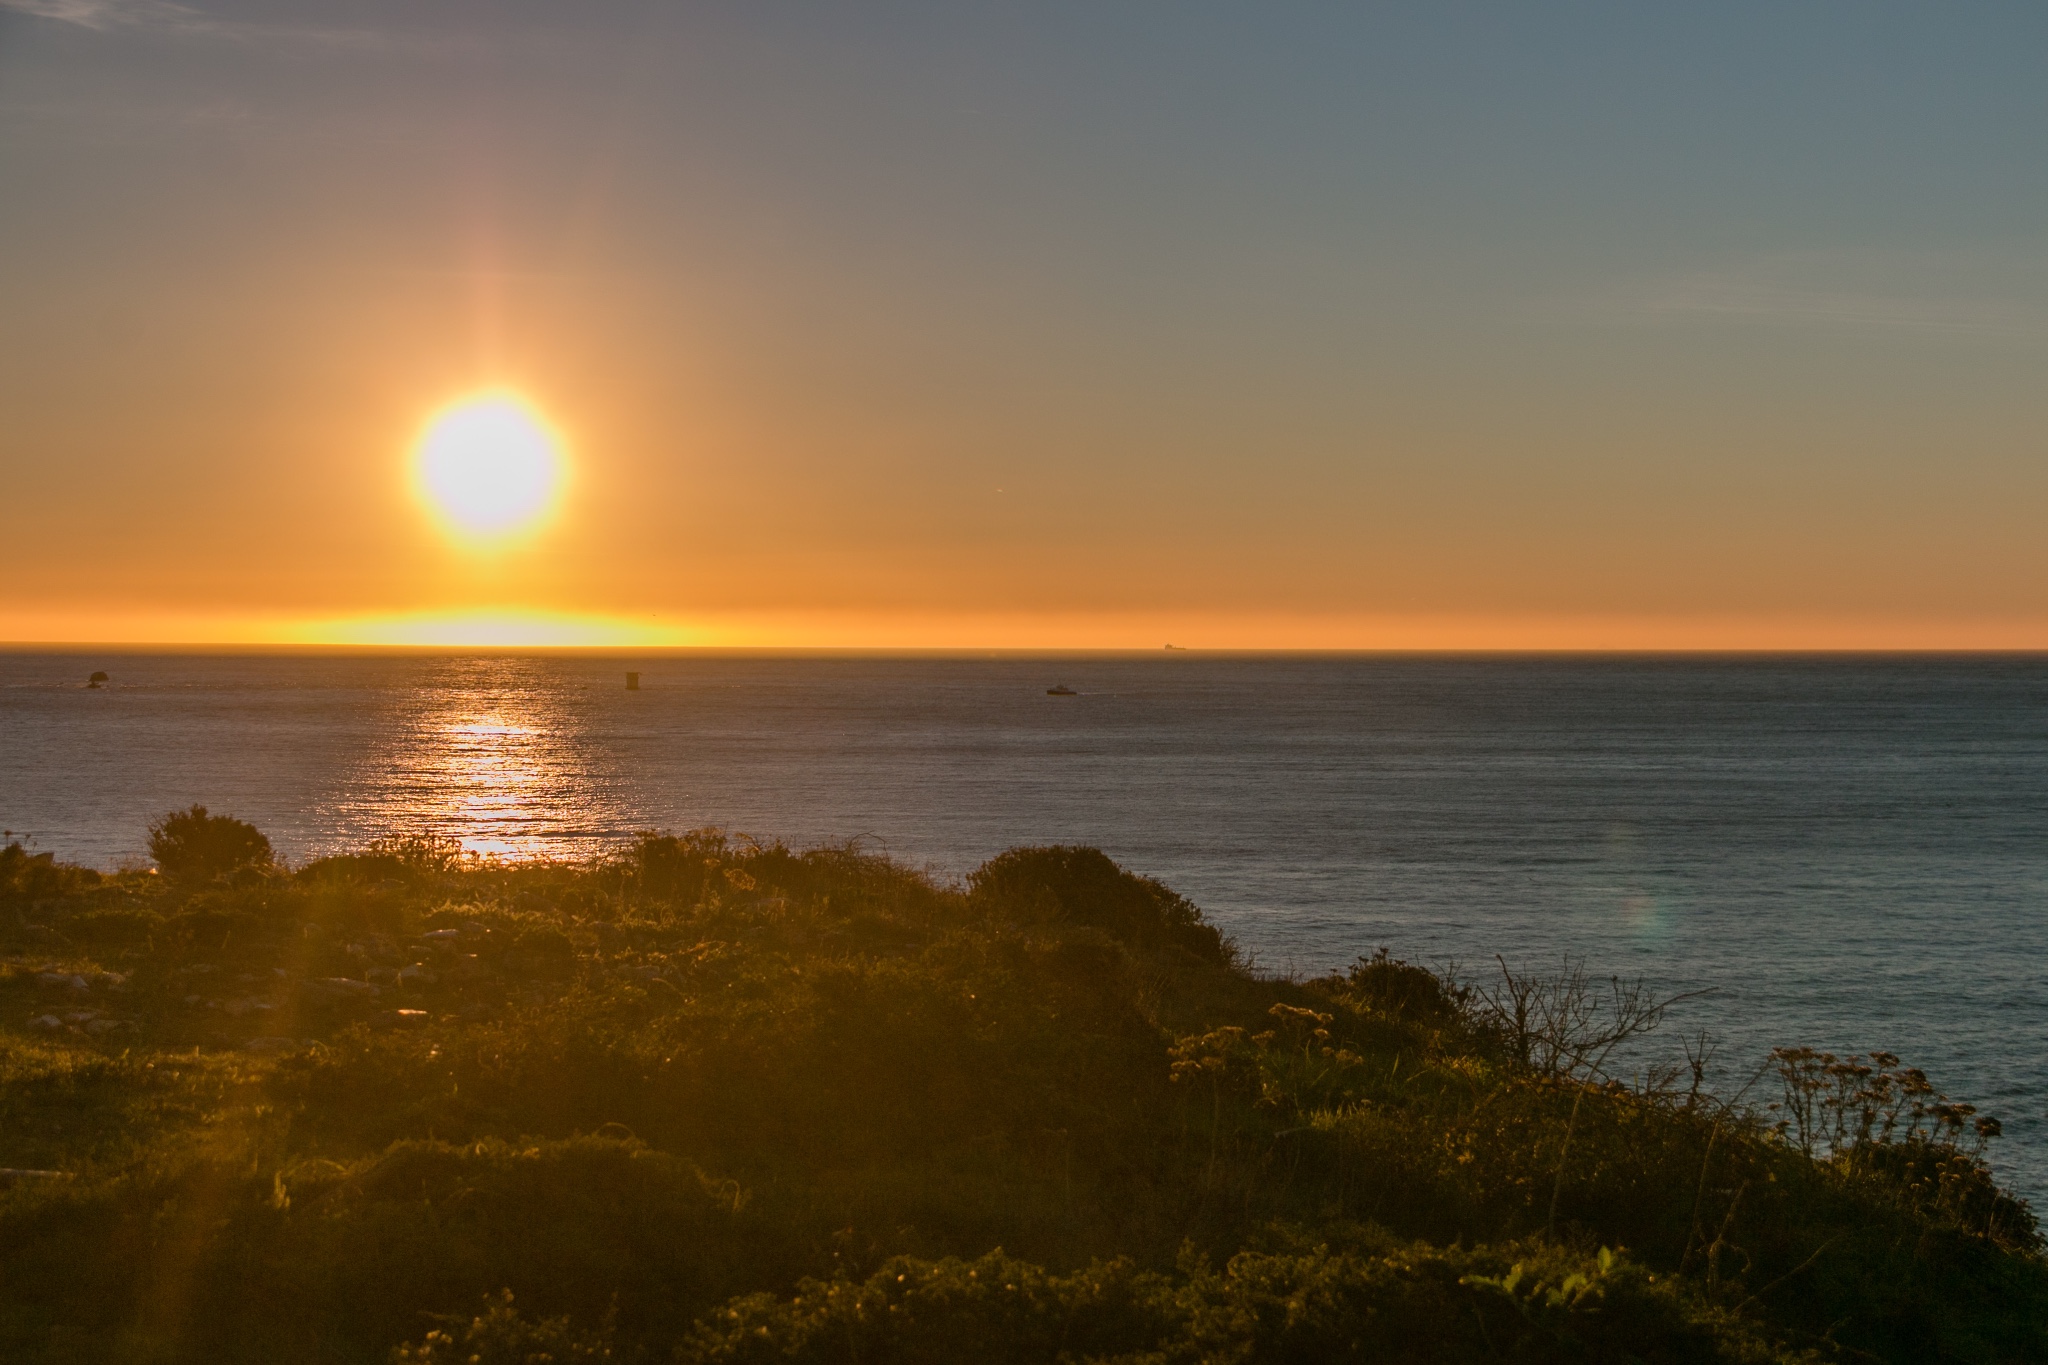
144,806 -> 274,883
0,827 -> 2040,1363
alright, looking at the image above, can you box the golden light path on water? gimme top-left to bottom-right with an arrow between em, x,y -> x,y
321,658 -> 644,860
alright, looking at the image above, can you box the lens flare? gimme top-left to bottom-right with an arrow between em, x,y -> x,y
413,392 -> 565,541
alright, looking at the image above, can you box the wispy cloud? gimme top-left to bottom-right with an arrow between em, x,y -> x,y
0,0 -> 471,53
1,0 -> 212,32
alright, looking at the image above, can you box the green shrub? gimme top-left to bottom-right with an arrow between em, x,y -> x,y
665,1240 -> 1786,1365
1340,947 -> 1464,1025
146,806 -> 273,881
968,846 -> 1229,963
0,841 -> 99,903
393,1290 -> 623,1364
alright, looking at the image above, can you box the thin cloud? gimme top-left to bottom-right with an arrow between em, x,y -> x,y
0,0 -> 466,52
0,0 -> 219,31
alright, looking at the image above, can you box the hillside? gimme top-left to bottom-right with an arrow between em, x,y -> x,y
0,818 -> 2040,1363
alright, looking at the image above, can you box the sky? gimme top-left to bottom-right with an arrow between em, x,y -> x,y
2,1 -> 2045,648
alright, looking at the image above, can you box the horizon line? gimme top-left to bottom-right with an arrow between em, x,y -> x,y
7,641 -> 2048,659
10,606 -> 2048,653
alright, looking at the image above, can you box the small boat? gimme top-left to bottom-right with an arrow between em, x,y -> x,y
1046,684 -> 1078,696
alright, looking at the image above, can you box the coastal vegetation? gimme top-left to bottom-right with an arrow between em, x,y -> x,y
0,817 -> 2041,1363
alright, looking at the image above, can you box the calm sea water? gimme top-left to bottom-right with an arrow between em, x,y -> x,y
5,652 -> 2047,1197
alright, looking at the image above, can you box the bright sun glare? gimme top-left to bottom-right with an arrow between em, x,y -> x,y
414,392 -> 565,541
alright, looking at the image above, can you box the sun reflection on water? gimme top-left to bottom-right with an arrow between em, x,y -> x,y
323,659 -> 643,860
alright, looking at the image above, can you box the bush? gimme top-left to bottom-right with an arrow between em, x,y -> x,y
967,846 -> 1229,963
1342,948 -> 1464,1025
0,841 -> 98,902
147,806 -> 273,881
662,1241 -> 1781,1365
394,1290 -> 622,1364
624,829 -> 737,903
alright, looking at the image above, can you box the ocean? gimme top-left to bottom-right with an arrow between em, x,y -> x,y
4,651 -> 2046,1198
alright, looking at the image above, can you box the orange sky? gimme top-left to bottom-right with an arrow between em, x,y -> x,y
4,4 -> 2046,649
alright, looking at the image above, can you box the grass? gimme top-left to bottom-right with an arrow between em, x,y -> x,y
0,829 -> 2041,1363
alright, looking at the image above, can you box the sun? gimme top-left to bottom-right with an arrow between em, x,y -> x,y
413,391 -> 566,542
